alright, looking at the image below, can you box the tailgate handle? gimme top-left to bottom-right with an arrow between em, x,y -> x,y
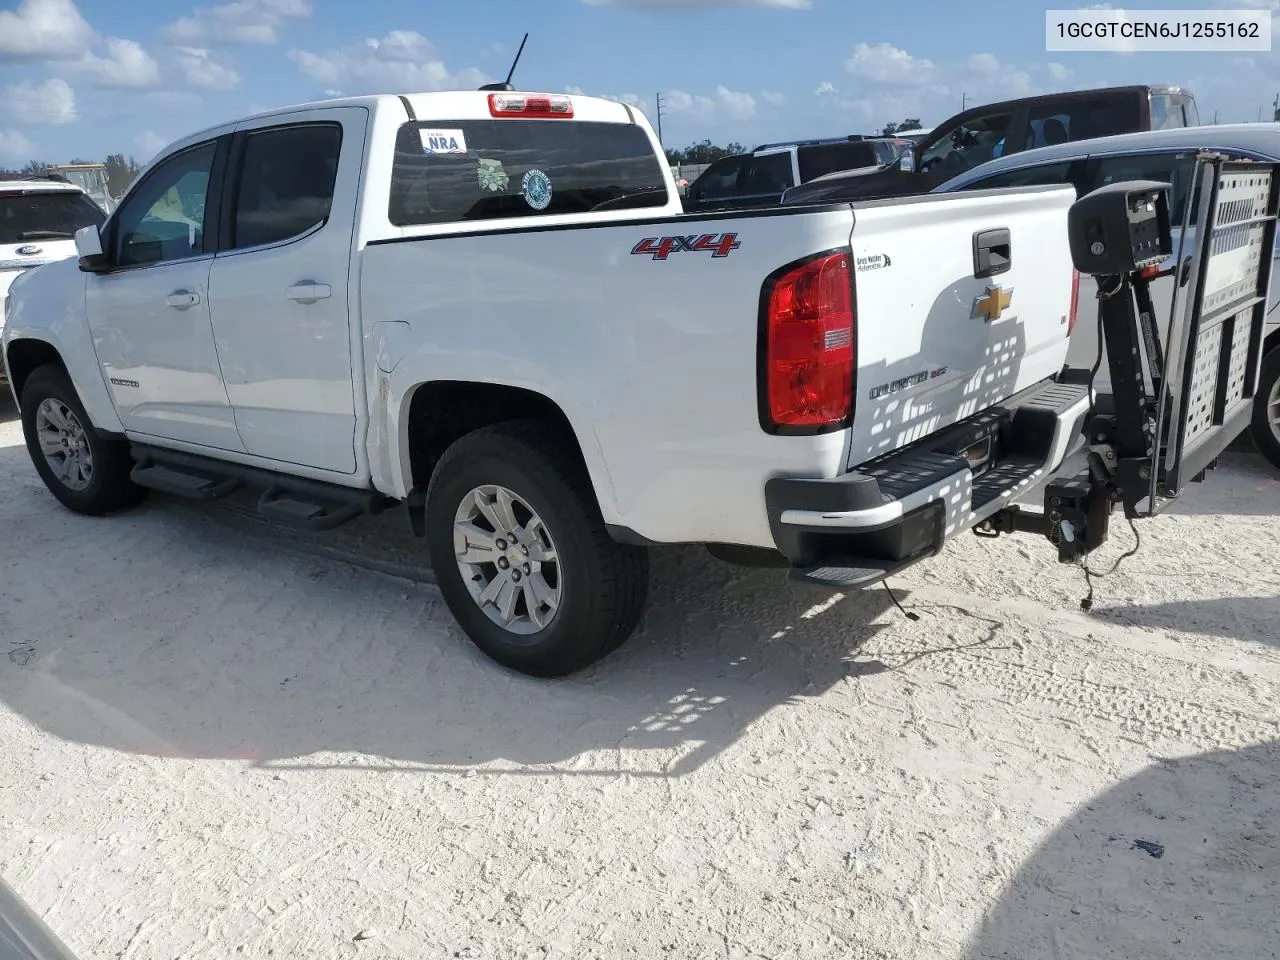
973,228 -> 1012,279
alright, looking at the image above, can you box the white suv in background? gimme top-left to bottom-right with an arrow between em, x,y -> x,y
1,177 -> 108,383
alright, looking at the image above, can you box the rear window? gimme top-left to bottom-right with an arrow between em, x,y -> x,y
388,119 -> 669,227
0,190 -> 106,244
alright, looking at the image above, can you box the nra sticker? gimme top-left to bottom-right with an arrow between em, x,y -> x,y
521,169 -> 553,211
419,128 -> 468,155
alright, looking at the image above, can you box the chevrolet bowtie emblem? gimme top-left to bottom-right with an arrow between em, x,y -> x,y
972,284 -> 1014,323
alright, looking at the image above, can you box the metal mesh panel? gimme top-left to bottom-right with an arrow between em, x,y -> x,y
1182,321 -> 1222,448
1223,310 -> 1254,412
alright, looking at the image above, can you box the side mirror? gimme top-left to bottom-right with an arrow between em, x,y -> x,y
898,153 -> 914,172
75,225 -> 109,273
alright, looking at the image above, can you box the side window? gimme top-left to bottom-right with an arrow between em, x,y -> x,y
1089,152 -> 1197,224
1180,95 -> 1200,127
962,161 -> 1078,194
690,156 -> 745,202
1025,111 -> 1072,150
919,112 -> 1014,184
797,143 -> 877,182
113,141 -> 217,268
1149,94 -> 1186,131
742,152 -> 795,195
231,123 -> 341,250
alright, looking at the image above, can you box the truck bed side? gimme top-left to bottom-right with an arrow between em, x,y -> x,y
361,205 -> 858,546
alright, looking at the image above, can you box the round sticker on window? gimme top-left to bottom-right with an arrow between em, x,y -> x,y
521,169 -> 553,211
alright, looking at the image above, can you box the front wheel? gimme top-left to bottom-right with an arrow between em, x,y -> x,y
424,420 -> 650,678
1250,347 -> 1280,470
20,364 -> 146,515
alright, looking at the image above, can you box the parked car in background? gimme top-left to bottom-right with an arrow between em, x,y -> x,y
1,177 -> 108,384
933,122 -> 1280,468
780,85 -> 1200,204
683,135 -> 904,212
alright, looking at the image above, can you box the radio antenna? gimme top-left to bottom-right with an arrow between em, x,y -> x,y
479,33 -> 528,92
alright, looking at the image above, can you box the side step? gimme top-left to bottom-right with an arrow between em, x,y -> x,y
790,551 -> 933,589
131,462 -> 241,500
130,444 -> 393,533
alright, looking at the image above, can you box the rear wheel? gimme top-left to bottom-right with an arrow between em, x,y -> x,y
424,420 -> 649,677
20,364 -> 146,514
1250,347 -> 1280,470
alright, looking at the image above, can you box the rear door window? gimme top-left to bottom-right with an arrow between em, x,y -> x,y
741,152 -> 795,195
797,142 -> 879,182
389,119 -> 669,226
0,190 -> 106,244
961,160 -> 1079,194
1026,96 -> 1142,147
230,123 -> 341,249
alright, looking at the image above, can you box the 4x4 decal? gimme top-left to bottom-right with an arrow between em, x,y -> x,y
631,233 -> 741,261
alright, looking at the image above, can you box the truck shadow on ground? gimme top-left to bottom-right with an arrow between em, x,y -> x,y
964,739 -> 1280,960
0,441 -> 903,777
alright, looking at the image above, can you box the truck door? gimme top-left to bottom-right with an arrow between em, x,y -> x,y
205,107 -> 365,474
84,135 -> 245,451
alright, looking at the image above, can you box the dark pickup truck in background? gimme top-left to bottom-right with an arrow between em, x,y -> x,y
682,135 -> 909,212
781,84 -> 1199,204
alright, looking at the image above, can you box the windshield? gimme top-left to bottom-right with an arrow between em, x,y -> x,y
389,119 -> 670,227
0,191 -> 106,244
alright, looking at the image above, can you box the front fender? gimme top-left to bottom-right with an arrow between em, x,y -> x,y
2,260 -> 122,432
379,351 -> 621,525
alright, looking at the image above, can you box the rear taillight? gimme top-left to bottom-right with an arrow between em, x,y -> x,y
761,251 -> 855,431
1068,268 -> 1081,338
488,93 -> 574,118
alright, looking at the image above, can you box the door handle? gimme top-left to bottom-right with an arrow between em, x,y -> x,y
166,290 -> 200,310
973,228 -> 1012,279
286,282 -> 332,304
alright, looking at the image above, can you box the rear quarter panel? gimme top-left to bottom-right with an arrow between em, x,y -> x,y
846,185 -> 1078,467
362,207 -> 858,547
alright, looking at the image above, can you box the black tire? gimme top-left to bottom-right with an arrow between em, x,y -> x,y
20,364 -> 146,515
424,419 -> 650,678
1251,347 -> 1280,470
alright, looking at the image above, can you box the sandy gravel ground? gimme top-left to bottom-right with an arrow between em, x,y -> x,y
1,392 -> 1278,960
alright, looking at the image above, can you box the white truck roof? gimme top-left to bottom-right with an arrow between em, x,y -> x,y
0,178 -> 84,193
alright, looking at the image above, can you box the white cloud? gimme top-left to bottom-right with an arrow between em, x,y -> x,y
963,52 -> 1001,76
664,89 -> 717,117
0,0 -> 94,60
135,130 -> 170,160
3,77 -> 76,125
174,46 -> 240,89
579,0 -> 810,7
0,127 -> 38,162
74,37 -> 161,87
716,85 -> 756,119
762,90 -> 786,106
814,80 -> 837,96
164,0 -> 312,46
1047,61 -> 1070,81
845,42 -> 934,86
288,31 -> 489,93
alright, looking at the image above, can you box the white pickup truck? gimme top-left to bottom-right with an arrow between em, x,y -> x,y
3,89 -> 1090,677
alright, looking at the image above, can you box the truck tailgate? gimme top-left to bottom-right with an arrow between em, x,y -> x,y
845,185 -> 1078,468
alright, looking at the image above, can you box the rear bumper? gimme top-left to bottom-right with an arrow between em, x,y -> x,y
765,378 -> 1092,587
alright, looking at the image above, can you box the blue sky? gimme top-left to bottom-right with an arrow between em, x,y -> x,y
1,0 -> 1278,167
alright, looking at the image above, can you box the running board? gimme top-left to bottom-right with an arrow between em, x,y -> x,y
129,444 -> 393,532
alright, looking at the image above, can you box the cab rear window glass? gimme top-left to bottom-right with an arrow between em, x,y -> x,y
0,191 -> 106,244
388,119 -> 669,227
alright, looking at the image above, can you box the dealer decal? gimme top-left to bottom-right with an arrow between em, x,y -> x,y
631,233 -> 741,261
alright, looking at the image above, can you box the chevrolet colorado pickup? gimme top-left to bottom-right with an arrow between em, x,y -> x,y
4,88 -> 1092,677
